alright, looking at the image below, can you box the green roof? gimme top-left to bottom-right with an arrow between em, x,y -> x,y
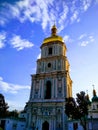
92,96 -> 98,102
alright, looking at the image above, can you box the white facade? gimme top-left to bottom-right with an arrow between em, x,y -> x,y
19,111 -> 27,119
25,25 -> 72,130
88,89 -> 98,119
5,118 -> 26,130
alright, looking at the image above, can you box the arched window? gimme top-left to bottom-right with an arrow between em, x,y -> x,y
45,81 -> 51,99
42,121 -> 49,130
48,47 -> 52,55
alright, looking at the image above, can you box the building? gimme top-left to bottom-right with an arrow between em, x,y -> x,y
0,114 -> 26,130
88,88 -> 98,130
1,25 -> 98,130
25,25 -> 72,130
88,88 -> 98,119
3,88 -> 98,130
4,118 -> 26,130
67,89 -> 98,130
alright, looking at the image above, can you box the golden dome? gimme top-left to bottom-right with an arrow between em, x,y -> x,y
43,25 -> 63,44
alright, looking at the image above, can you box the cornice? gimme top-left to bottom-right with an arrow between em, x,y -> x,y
37,55 -> 67,62
31,71 -> 67,79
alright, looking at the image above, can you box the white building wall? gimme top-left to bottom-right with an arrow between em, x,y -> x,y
68,122 -> 83,130
5,118 -> 26,130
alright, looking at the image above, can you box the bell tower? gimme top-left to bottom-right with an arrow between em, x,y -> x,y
26,25 -> 72,130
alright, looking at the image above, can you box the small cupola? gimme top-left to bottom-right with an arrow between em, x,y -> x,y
92,88 -> 98,102
42,24 -> 63,44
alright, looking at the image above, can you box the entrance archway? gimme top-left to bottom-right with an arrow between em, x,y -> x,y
42,121 -> 49,130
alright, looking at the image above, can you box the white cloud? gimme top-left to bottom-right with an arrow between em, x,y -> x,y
0,77 -> 3,80
16,0 -> 52,29
37,53 -> 41,59
0,17 -> 7,26
78,34 -> 95,47
63,35 -> 70,42
78,34 -> 87,40
82,0 -> 92,11
0,0 -> 68,31
10,35 -> 34,50
63,35 -> 73,44
0,32 -> 6,48
58,3 -> 69,26
6,100 -> 22,111
89,36 -> 95,42
0,0 -> 93,32
77,18 -> 80,23
70,10 -> 78,24
0,76 -> 30,94
80,41 -> 89,47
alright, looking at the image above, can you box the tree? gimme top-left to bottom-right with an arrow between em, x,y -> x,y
65,91 -> 91,130
8,109 -> 19,118
0,93 -> 9,118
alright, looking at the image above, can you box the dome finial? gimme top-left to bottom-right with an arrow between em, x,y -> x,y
92,84 -> 96,96
86,90 -> 89,100
51,24 -> 57,36
92,85 -> 98,102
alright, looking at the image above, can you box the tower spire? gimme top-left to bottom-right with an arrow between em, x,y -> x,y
51,24 -> 57,36
92,84 -> 96,96
86,90 -> 89,100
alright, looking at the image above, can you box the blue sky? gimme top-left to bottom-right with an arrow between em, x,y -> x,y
0,0 -> 98,111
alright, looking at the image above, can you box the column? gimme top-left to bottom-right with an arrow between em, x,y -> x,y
55,78 -> 58,98
52,79 -> 54,98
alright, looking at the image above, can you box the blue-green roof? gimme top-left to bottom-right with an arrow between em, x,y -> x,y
92,96 -> 98,102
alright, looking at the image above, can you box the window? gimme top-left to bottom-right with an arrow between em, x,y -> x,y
48,63 -> 51,68
92,105 -> 95,110
73,123 -> 78,130
45,81 -> 51,99
97,104 -> 98,109
48,47 -> 52,55
58,123 -> 61,128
